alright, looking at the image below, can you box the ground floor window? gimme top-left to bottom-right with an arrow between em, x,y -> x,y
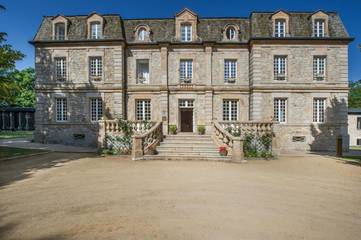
313,98 -> 326,123
357,117 -> 361,130
56,98 -> 68,122
136,100 -> 151,121
90,98 -> 103,122
357,139 -> 361,146
274,98 -> 286,123
223,100 -> 238,121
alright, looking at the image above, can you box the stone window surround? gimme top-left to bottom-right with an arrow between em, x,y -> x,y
134,24 -> 152,42
313,55 -> 327,81
52,92 -> 70,123
271,11 -> 290,37
222,24 -> 240,41
273,97 -> 287,123
175,8 -> 199,42
224,59 -> 237,83
86,92 -> 105,123
52,15 -> 68,40
311,11 -> 329,37
87,51 -> 104,82
87,13 -> 104,39
51,50 -> 69,83
311,93 -> 328,124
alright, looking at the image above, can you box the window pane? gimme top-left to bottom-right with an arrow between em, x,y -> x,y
55,23 -> 65,40
89,57 -> 102,80
181,24 -> 192,42
136,100 -> 151,121
274,98 -> 286,123
223,100 -> 238,121
180,60 -> 192,83
56,98 -> 67,122
90,98 -> 102,121
91,22 -> 102,39
226,27 -> 236,40
314,19 -> 325,37
224,59 -> 237,83
313,98 -> 326,123
274,56 -> 287,80
357,117 -> 361,129
275,19 -> 285,37
313,56 -> 326,80
55,57 -> 66,81
136,59 -> 149,84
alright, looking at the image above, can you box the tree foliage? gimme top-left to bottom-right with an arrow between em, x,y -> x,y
8,68 -> 36,107
349,80 -> 361,108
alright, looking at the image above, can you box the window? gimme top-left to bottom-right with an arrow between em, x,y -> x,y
90,21 -> 102,39
89,57 -> 102,81
313,98 -> 326,123
313,56 -> 326,81
274,98 -> 286,123
54,23 -> 65,40
224,59 -> 237,83
55,57 -> 67,82
90,98 -> 103,122
226,27 -> 236,40
274,56 -> 287,80
179,99 -> 194,108
274,19 -> 286,37
223,100 -> 238,121
357,139 -> 361,146
181,23 -> 192,42
314,19 -> 325,37
136,59 -> 149,84
138,27 -> 148,41
180,60 -> 193,83
357,117 -> 361,130
56,98 -> 68,122
136,100 -> 151,121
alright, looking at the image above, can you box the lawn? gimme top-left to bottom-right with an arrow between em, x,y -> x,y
350,146 -> 361,151
0,131 -> 33,139
0,146 -> 47,159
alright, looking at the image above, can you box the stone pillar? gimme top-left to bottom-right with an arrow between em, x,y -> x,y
18,112 -> 22,130
9,112 -> 14,130
25,112 -> 30,131
97,120 -> 106,150
160,45 -> 169,134
131,136 -> 144,160
205,45 -> 213,85
232,138 -> 247,163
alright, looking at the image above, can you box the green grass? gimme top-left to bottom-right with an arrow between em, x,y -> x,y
350,146 -> 361,151
0,131 -> 33,139
0,146 -> 47,160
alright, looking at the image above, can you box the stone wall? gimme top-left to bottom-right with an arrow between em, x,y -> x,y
348,114 -> 361,146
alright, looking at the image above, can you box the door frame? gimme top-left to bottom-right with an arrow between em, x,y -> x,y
178,99 -> 195,133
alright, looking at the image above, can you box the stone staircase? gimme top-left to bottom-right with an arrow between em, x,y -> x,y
144,133 -> 231,161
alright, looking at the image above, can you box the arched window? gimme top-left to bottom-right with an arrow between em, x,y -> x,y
54,22 -> 65,40
138,27 -> 148,41
226,26 -> 236,40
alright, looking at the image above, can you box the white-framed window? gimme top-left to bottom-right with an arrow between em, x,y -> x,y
274,98 -> 287,123
90,98 -> 103,122
223,100 -> 238,121
313,98 -> 326,123
274,19 -> 286,38
136,59 -> 149,84
181,23 -> 192,42
180,60 -> 193,83
179,99 -> 194,108
138,27 -> 148,41
56,98 -> 68,122
357,117 -> 361,130
89,56 -> 102,81
54,22 -> 65,40
224,59 -> 237,83
90,21 -> 102,39
136,100 -> 151,121
274,56 -> 287,80
314,19 -> 325,37
226,26 -> 236,40
55,57 -> 67,82
313,56 -> 326,81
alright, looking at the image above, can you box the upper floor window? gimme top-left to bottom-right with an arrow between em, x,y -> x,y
89,56 -> 102,81
90,98 -> 103,122
226,26 -> 236,40
313,98 -> 326,123
274,98 -> 287,123
314,19 -> 325,37
138,27 -> 148,41
56,98 -> 68,122
180,60 -> 193,83
357,117 -> 361,130
136,99 -> 151,121
313,56 -> 326,81
224,59 -> 237,83
90,21 -> 102,39
54,23 -> 65,40
181,23 -> 192,42
274,56 -> 287,81
55,57 -> 66,82
223,100 -> 238,121
274,19 -> 286,38
136,59 -> 149,84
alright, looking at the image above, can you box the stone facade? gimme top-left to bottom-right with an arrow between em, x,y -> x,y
348,109 -> 361,146
31,9 -> 353,152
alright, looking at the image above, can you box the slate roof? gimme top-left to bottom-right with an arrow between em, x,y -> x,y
32,11 -> 351,43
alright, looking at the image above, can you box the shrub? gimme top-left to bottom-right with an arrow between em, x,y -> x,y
197,125 -> 206,135
219,146 -> 228,156
169,125 -> 177,135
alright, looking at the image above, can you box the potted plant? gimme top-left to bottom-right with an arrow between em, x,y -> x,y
169,125 -> 177,135
197,125 -> 206,135
219,145 -> 228,156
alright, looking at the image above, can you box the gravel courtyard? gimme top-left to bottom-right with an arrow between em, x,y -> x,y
0,153 -> 360,240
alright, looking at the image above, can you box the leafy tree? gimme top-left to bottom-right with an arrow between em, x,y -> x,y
8,68 -> 35,107
349,80 -> 361,108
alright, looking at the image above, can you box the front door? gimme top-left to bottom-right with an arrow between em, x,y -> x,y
180,109 -> 193,132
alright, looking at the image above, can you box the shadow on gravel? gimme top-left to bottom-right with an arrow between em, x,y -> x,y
0,152 -> 97,188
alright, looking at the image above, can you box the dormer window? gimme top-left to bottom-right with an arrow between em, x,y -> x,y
54,23 -> 65,40
226,27 -> 236,40
181,23 -> 192,42
314,19 -> 325,37
138,27 -> 148,41
90,21 -> 102,39
274,19 -> 286,38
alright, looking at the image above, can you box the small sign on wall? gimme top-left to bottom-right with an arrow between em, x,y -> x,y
292,136 -> 306,142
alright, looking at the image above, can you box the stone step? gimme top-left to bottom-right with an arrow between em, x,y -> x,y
157,151 -> 221,156
165,134 -> 212,139
143,155 -> 231,162
160,139 -> 214,144
157,149 -> 219,154
157,146 -> 219,151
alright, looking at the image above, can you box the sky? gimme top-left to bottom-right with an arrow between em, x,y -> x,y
1,0 -> 360,81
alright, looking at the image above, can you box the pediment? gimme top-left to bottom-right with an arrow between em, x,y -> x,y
176,8 -> 198,20
52,15 -> 68,23
271,10 -> 289,20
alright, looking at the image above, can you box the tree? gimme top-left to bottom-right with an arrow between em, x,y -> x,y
349,80 -> 361,108
8,68 -> 35,107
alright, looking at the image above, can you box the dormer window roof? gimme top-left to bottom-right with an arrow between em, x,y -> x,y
175,8 -> 198,42
87,12 -> 104,40
52,15 -> 68,41
271,11 -> 290,38
311,11 -> 329,38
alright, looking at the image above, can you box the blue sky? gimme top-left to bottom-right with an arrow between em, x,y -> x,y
1,0 -> 360,81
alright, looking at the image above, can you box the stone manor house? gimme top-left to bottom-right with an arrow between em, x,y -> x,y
31,8 -> 353,153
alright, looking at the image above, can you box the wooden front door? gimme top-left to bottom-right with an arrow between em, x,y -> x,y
180,109 -> 193,132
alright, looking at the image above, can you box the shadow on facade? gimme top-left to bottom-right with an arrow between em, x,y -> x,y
309,97 -> 347,153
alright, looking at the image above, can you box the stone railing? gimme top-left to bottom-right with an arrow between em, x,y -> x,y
212,121 -> 274,162
132,122 -> 163,160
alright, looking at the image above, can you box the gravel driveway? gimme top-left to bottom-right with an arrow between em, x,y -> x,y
0,153 -> 360,240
